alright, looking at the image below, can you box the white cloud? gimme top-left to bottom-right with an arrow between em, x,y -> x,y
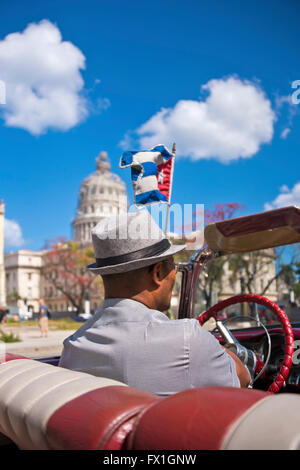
124,76 -> 276,163
265,182 -> 300,211
95,97 -> 111,112
0,20 -> 88,135
276,93 -> 299,139
280,128 -> 291,139
4,219 -> 24,248
280,184 -> 290,193
275,94 -> 293,108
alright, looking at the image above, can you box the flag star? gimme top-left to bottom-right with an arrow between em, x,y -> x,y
158,169 -> 164,184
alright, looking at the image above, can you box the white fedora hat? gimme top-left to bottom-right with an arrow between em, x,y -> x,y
87,210 -> 186,275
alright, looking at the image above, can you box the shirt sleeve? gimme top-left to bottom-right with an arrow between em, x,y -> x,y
187,319 -> 240,388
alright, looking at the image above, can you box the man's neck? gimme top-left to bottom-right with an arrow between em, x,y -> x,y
104,291 -> 158,311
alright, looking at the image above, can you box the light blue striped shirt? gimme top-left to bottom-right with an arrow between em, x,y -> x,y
59,298 -> 240,397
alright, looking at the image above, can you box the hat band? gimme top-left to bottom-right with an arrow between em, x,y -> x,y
95,238 -> 171,268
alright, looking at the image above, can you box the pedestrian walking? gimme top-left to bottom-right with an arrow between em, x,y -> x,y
0,307 -> 8,334
38,299 -> 49,338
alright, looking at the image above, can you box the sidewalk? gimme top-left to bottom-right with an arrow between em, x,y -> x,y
1,325 -> 76,359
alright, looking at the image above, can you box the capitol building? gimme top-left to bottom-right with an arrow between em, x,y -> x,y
73,151 -> 127,245
3,151 -> 128,314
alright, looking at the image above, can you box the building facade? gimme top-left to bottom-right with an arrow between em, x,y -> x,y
72,151 -> 128,245
219,249 -> 278,303
5,249 -> 44,314
190,248 -> 278,317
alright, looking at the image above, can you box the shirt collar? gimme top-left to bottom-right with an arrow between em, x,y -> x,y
101,298 -> 169,322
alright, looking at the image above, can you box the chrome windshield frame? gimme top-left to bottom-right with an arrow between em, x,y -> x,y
176,245 -> 222,319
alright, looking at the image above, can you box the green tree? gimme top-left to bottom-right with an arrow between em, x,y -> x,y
176,202 -> 245,310
42,238 -> 103,313
197,257 -> 227,309
6,290 -> 21,305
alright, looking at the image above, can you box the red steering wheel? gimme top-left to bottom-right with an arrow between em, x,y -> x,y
198,294 -> 294,393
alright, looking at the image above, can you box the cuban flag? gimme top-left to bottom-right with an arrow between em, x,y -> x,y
119,145 -> 175,207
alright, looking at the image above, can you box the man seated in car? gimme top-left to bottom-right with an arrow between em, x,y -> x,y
59,211 -> 250,397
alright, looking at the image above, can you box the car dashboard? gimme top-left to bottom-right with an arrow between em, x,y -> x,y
215,322 -> 300,393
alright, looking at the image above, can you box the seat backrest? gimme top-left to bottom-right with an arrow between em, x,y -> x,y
3,355 -> 300,450
127,386 -> 268,450
0,358 -> 158,450
127,386 -> 300,450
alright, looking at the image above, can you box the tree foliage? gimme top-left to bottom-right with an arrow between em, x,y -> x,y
176,203 -> 300,310
42,238 -> 102,313
175,202 -> 244,309
199,203 -> 244,307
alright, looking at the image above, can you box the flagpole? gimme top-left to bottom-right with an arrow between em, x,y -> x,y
164,142 -> 176,235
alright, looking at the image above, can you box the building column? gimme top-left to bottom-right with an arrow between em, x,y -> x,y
0,202 -> 6,306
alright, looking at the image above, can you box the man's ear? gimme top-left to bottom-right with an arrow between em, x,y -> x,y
150,261 -> 165,286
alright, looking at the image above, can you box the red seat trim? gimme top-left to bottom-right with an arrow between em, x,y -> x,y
127,387 -> 269,450
46,385 -> 159,450
2,353 -> 27,362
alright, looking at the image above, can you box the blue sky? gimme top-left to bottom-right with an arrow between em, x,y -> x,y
0,0 -> 300,251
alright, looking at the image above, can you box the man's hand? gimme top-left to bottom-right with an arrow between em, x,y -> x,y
223,346 -> 251,388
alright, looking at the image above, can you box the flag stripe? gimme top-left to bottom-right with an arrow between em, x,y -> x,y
141,161 -> 158,177
119,145 -> 174,208
135,190 -> 168,205
134,174 -> 158,195
157,157 -> 173,202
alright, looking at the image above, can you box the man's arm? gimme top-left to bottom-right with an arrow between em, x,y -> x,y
190,320 -> 249,389
223,347 -> 251,388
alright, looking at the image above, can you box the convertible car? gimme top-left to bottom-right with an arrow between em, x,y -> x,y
1,206 -> 300,451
